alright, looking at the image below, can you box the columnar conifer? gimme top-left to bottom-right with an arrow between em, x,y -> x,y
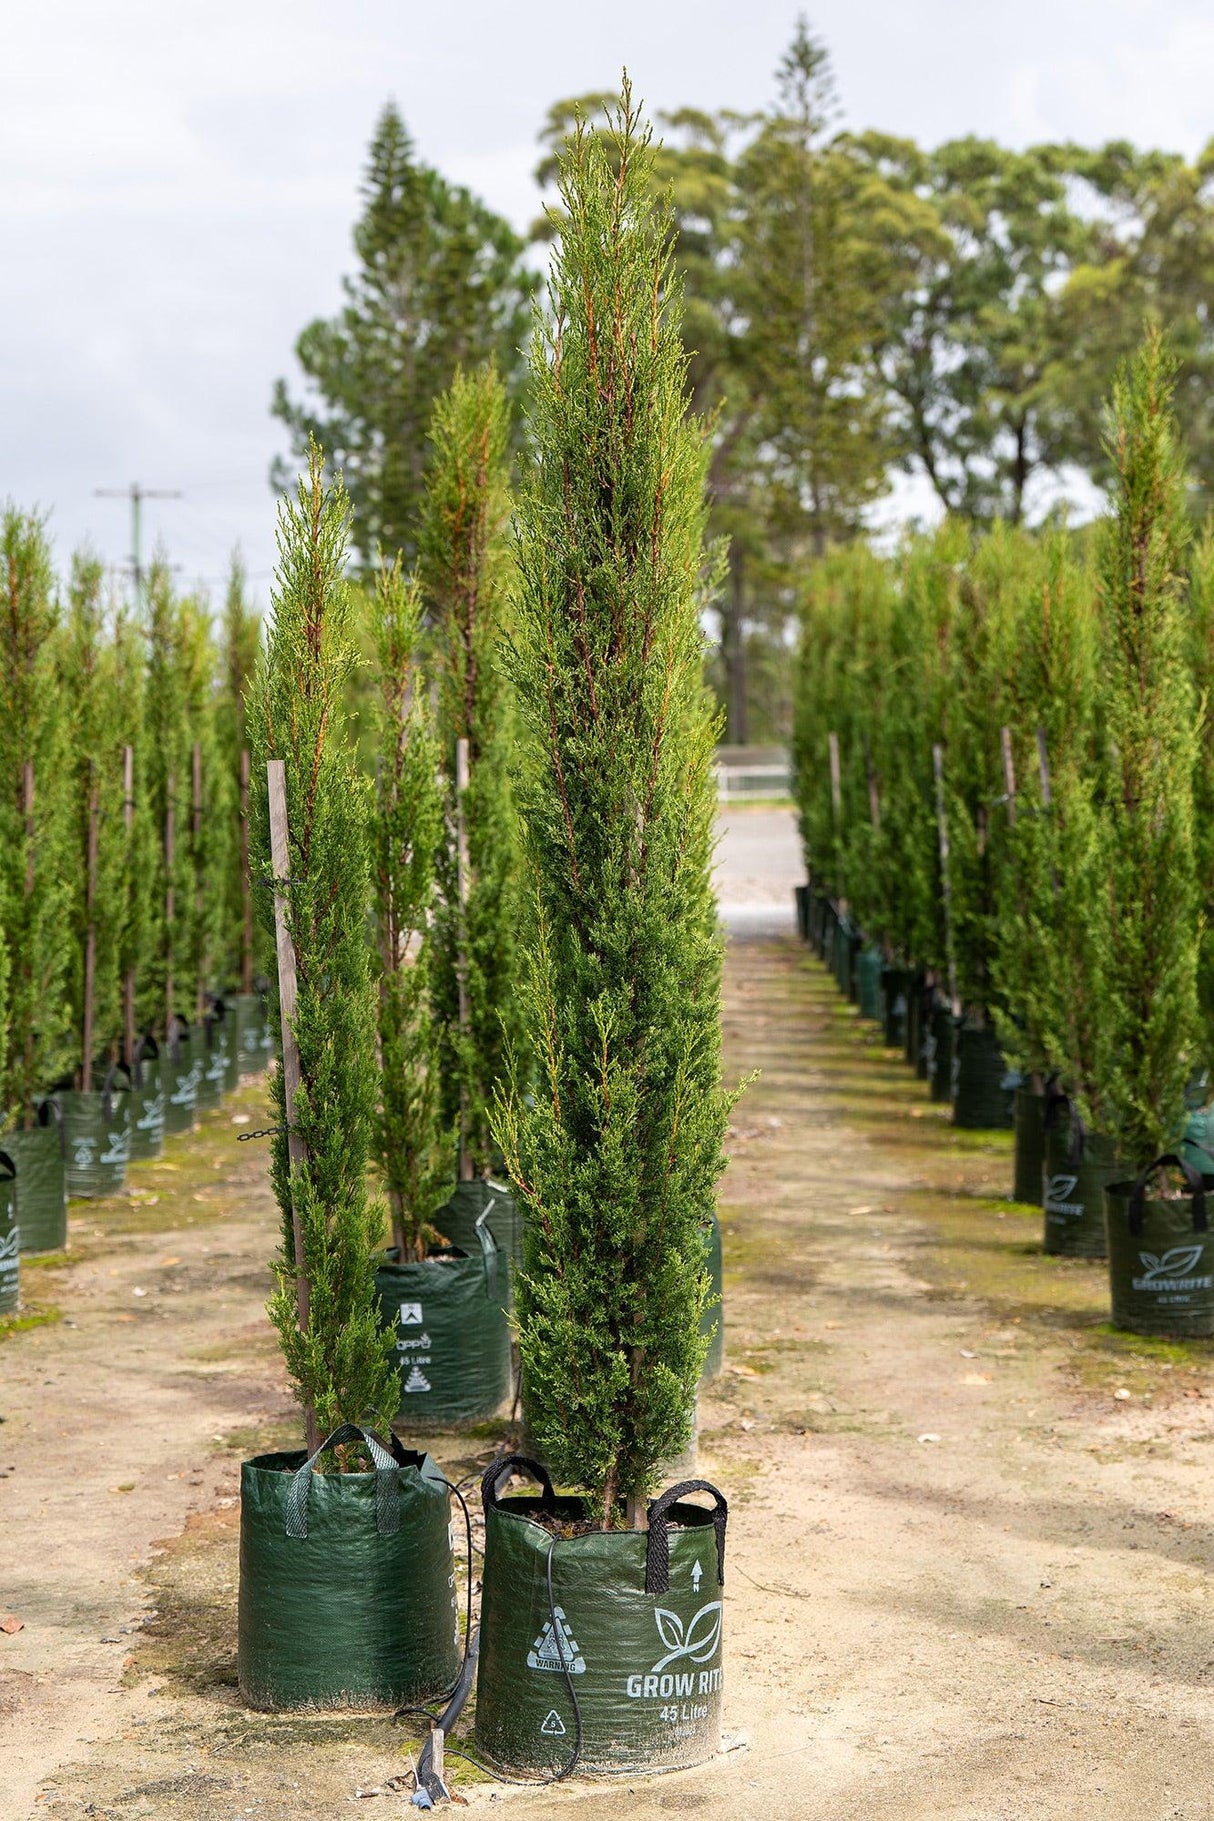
419,363 -> 523,1175
247,444 -> 395,1443
368,559 -> 446,1258
217,552 -> 261,993
494,91 -> 730,1524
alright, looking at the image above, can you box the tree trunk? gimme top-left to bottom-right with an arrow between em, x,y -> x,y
721,545 -> 748,745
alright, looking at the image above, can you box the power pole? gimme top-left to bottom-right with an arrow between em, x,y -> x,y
94,482 -> 183,609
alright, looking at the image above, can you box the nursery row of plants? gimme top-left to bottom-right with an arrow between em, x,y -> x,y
792,328 -> 1214,1343
5,94 -> 730,1790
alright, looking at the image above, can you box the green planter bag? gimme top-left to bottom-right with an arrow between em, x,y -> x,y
238,1423 -> 460,1710
926,1002 -> 954,1105
1012,1084 -> 1047,1206
475,1456 -> 726,1778
163,1018 -> 199,1135
0,1152 -> 18,1314
129,1039 -> 166,1162
61,1066 -> 132,1198
855,948 -> 882,1022
375,1226 -> 511,1424
1105,1154 -> 1214,1338
952,1023 -> 1013,1130
192,1013 -> 229,1113
8,1100 -> 66,1252
794,883 -> 809,941
435,1178 -> 521,1309
904,974 -> 924,1072
700,1213 -> 723,1379
230,992 -> 264,1080
1043,1105 -> 1119,1258
879,967 -> 907,1049
808,892 -> 825,956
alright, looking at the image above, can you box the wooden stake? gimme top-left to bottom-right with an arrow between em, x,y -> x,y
81,790 -> 99,1094
1000,726 -> 1017,827
455,736 -> 473,1184
239,748 -> 253,995
932,743 -> 960,1017
122,746 -> 136,1069
267,759 -> 318,1456
164,772 -> 175,1045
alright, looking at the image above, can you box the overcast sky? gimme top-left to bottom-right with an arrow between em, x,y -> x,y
3,0 -> 1212,607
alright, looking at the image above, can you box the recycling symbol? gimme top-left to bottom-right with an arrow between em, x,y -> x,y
540,1711 -> 566,1737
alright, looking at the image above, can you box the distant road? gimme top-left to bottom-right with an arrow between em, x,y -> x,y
713,804 -> 801,935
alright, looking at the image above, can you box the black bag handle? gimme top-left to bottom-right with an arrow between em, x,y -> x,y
645,1479 -> 728,1596
168,1013 -> 191,1058
480,1453 -> 556,1518
34,1095 -> 63,1130
284,1423 -> 399,1539
1128,1152 -> 1208,1237
1042,1077 -> 1068,1132
100,1061 -> 132,1121
0,1149 -> 15,1184
474,1201 -> 500,1302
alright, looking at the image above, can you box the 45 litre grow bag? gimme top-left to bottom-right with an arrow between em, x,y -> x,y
925,1001 -> 953,1104
475,1456 -> 726,1778
163,1018 -> 199,1135
1012,1083 -> 1049,1206
435,1178 -> 521,1307
61,1066 -> 131,1198
375,1225 -> 510,1424
238,1423 -> 459,1710
1043,1105 -> 1119,1258
192,1013 -> 230,1112
879,967 -> 908,1049
7,1099 -> 66,1252
855,948 -> 882,1022
128,1039 -> 165,1162
229,993 -> 265,1081
0,1151 -> 17,1314
952,1023 -> 1013,1130
1105,1154 -> 1214,1338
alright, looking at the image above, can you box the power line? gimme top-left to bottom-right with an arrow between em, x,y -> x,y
93,482 -> 183,609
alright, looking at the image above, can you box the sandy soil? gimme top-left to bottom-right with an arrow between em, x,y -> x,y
5,815 -> 1214,1819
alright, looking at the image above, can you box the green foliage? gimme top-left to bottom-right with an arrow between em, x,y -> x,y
140,560 -> 192,1038
494,90 -> 731,1520
112,605 -> 152,1062
247,443 -> 395,1444
273,103 -> 533,569
216,552 -> 261,991
0,508 -> 71,1124
1085,332 -> 1200,1162
368,559 -> 447,1260
419,363 -> 524,1174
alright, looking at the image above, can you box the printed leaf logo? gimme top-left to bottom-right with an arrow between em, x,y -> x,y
1137,1245 -> 1205,1283
1046,1174 -> 1078,1204
651,1601 -> 722,1673
0,1230 -> 17,1262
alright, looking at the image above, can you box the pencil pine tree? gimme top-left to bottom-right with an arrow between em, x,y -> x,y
140,560 -> 193,1040
1086,330 -> 1200,1164
0,508 -> 71,1124
419,363 -> 523,1175
368,560 -> 447,1257
247,443 -> 396,1446
493,91 -> 731,1524
112,606 -> 152,1066
179,602 -> 227,1022
216,552 -> 261,992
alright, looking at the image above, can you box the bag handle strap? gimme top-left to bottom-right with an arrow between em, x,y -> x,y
1042,1077 -> 1068,1132
1128,1152 -> 1207,1237
645,1479 -> 728,1595
474,1201 -> 499,1302
36,1095 -> 63,1130
0,1149 -> 15,1184
480,1452 -> 556,1517
284,1423 -> 399,1539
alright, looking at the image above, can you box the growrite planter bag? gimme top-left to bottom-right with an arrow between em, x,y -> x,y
231,992 -> 265,1080
808,892 -> 826,956
163,1018 -> 199,1136
435,1178 -> 521,1309
952,1023 -> 1013,1130
8,1099 -> 66,1253
1043,1107 -> 1119,1259
700,1213 -> 723,1379
237,1423 -> 460,1711
926,1003 -> 954,1105
1013,1085 -> 1047,1206
192,1013 -> 229,1113
904,973 -> 925,1072
61,1066 -> 131,1198
1104,1155 -> 1214,1339
0,1152 -> 17,1314
375,1228 -> 510,1424
821,901 -> 839,974
794,884 -> 809,942
474,1457 -> 726,1778
880,967 -> 908,1049
128,1039 -> 165,1163
856,948 -> 882,1022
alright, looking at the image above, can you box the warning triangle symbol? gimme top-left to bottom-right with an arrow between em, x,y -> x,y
526,1605 -> 586,1674
540,1710 -> 567,1737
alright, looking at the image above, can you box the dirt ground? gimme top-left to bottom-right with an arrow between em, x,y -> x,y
5,807 -> 1214,1819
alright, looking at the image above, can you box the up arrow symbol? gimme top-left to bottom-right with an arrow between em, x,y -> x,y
691,1560 -> 703,1592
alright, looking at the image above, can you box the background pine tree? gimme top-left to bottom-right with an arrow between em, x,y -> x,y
495,91 -> 731,1523
216,551 -> 261,993
247,443 -> 395,1445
